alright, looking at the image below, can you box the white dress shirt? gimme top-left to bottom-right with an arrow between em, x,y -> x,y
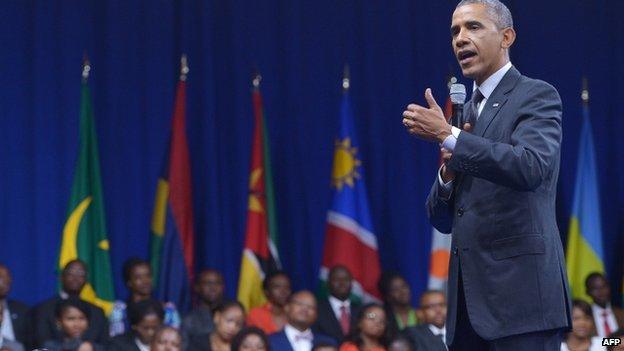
438,62 -> 513,192
328,295 -> 351,322
284,324 -> 313,351
135,337 -> 150,351
428,324 -> 446,344
592,303 -> 619,337
560,336 -> 604,351
0,301 -> 15,341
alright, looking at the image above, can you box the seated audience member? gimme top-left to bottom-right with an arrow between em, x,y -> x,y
607,329 -> 624,351
32,259 -> 109,347
269,290 -> 336,351
247,271 -> 292,334
313,265 -> 361,344
340,303 -> 389,351
313,343 -> 339,351
585,272 -> 624,337
387,335 -> 414,351
0,265 -> 29,348
231,327 -> 270,351
181,269 -> 225,342
107,299 -> 164,350
403,290 -> 446,351
110,257 -> 180,336
0,302 -> 23,351
151,326 -> 182,351
377,272 -> 418,333
187,300 -> 246,351
42,297 -> 105,351
561,300 -> 604,351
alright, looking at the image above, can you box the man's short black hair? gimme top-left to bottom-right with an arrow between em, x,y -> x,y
54,296 -> 90,320
262,270 -> 289,291
585,271 -> 607,290
127,298 -> 164,326
122,257 -> 150,284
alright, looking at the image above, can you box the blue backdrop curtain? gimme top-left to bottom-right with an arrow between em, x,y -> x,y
1,0 -> 623,306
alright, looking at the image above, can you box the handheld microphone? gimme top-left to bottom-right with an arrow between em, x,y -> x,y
449,83 -> 466,128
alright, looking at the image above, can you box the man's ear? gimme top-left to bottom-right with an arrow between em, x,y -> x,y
501,27 -> 516,49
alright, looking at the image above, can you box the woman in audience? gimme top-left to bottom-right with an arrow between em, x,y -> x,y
377,272 -> 418,333
151,326 -> 182,351
561,299 -> 603,351
187,300 -> 246,351
340,303 -> 390,351
43,297 -> 104,351
110,257 -> 180,336
230,327 -> 270,351
107,299 -> 164,350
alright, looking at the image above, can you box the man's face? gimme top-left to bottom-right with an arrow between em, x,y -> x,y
420,292 -> 447,329
61,262 -> 87,295
587,276 -> 611,306
128,263 -> 153,297
328,267 -> 352,301
151,328 -> 182,351
451,4 -> 513,84
195,271 -> 224,305
133,313 -> 162,345
285,292 -> 318,330
0,267 -> 12,299
265,275 -> 291,307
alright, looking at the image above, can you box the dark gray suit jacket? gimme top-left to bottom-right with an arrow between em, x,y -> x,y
426,67 -> 572,343
403,324 -> 447,351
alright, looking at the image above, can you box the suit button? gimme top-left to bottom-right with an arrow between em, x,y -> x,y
457,207 -> 464,217
452,247 -> 458,255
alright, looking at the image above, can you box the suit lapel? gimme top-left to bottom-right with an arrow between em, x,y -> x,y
474,66 -> 521,137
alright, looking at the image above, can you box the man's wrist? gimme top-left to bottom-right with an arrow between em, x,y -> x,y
437,125 -> 452,143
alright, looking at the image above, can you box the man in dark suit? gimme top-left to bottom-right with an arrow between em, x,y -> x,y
402,0 -> 571,350
404,290 -> 447,351
108,299 -> 164,351
585,272 -> 624,337
0,265 -> 30,348
313,265 -> 360,344
0,302 -> 24,351
32,259 -> 109,347
269,290 -> 336,351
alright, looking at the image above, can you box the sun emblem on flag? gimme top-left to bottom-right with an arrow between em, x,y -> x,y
331,138 -> 361,190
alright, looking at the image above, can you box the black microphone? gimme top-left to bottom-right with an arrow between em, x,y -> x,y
449,83 -> 466,128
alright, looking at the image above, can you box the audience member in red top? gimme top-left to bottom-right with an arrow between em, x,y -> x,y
246,271 -> 291,334
339,303 -> 390,351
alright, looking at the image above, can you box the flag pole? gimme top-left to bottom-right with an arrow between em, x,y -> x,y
82,54 -> 91,83
581,76 -> 589,106
180,54 -> 189,82
252,70 -> 262,91
342,64 -> 350,92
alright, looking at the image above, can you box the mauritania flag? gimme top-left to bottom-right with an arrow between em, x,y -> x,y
428,93 -> 453,291
566,102 -> 605,301
320,87 -> 381,302
59,77 -> 115,315
150,65 -> 195,312
237,82 -> 281,311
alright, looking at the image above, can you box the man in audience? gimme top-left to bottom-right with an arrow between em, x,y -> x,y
247,271 -> 292,334
268,290 -> 336,351
404,290 -> 447,351
585,272 -> 624,337
31,259 -> 109,347
0,303 -> 24,351
181,268 -> 224,342
313,265 -> 360,344
0,265 -> 29,347
108,299 -> 165,350
607,329 -> 624,351
110,257 -> 180,336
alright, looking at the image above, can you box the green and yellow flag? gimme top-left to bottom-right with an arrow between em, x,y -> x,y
58,67 -> 115,315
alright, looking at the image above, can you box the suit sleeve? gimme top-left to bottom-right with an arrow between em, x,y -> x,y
425,179 -> 455,234
447,81 -> 562,191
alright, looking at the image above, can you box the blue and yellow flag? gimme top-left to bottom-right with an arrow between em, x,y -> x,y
566,102 -> 605,301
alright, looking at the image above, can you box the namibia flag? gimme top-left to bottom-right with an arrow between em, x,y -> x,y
149,59 -> 195,312
59,66 -> 115,315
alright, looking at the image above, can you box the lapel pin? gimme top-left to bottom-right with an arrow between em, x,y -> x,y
492,103 -> 500,108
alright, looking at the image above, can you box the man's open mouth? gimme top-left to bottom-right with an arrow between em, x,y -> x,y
457,50 -> 477,64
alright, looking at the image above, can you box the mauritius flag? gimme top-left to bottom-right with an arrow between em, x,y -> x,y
319,84 -> 381,302
149,63 -> 195,312
237,81 -> 281,311
59,67 -> 115,315
566,100 -> 605,301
